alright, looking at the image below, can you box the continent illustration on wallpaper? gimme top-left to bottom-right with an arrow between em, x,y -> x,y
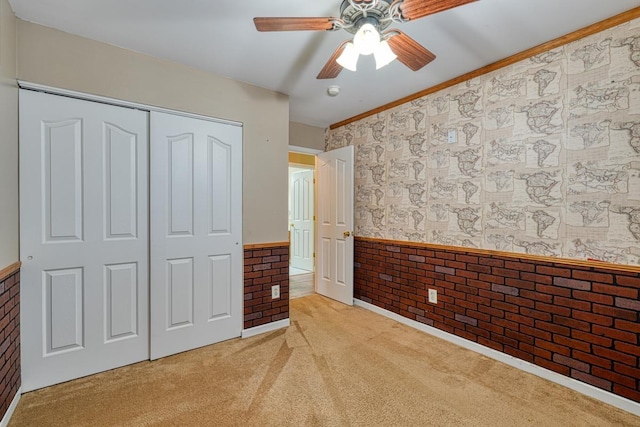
408,132 -> 427,156
487,76 -> 526,101
612,34 -> 640,67
568,200 -> 611,227
517,170 -> 562,206
432,230 -> 478,248
486,234 -> 515,251
369,164 -> 386,185
530,48 -> 564,65
518,100 -> 564,135
389,111 -> 410,132
462,122 -> 480,145
486,202 -> 525,230
370,120 -> 386,142
388,205 -> 409,226
412,210 -> 425,230
370,208 -> 385,229
529,139 -> 559,167
412,161 -> 425,180
611,121 -> 640,154
569,238 -> 634,264
486,170 -> 515,193
568,120 -> 611,150
530,209 -> 557,238
374,145 -> 384,162
514,239 -> 561,257
568,162 -> 628,194
609,205 -> 640,240
487,105 -> 515,129
429,94 -> 450,115
428,204 -> 450,222
451,206 -> 482,236
389,159 -> 410,179
569,38 -> 611,71
412,110 -> 426,131
453,148 -> 483,177
570,84 -> 629,114
430,177 -> 458,200
429,149 -> 450,169
461,181 -> 480,205
357,145 -> 373,162
405,182 -> 426,207
487,139 -> 526,166
533,69 -> 558,97
387,134 -> 404,152
453,89 -> 483,119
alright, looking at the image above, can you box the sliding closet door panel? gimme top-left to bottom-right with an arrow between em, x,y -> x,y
151,111 -> 242,360
20,90 -> 149,392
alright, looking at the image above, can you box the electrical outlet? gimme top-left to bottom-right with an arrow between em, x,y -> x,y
271,284 -> 280,299
447,130 -> 457,144
428,289 -> 438,304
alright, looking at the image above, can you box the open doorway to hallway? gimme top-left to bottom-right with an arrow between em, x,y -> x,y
288,150 -> 317,299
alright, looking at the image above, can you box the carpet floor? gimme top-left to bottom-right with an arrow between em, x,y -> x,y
10,294 -> 640,426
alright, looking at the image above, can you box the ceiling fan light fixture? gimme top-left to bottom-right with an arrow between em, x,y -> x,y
336,41 -> 359,71
353,23 -> 380,56
374,39 -> 397,69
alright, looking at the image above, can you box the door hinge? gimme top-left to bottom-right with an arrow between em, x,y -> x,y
313,215 -> 316,221
313,178 -> 316,184
313,252 -> 316,258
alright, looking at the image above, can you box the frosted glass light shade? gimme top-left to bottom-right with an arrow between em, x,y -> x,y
337,42 -> 359,71
374,40 -> 397,69
353,23 -> 380,56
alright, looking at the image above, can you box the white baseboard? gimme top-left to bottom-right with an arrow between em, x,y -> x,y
242,318 -> 290,339
354,299 -> 640,417
0,387 -> 21,427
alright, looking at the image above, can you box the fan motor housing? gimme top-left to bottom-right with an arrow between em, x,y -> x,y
339,0 -> 393,34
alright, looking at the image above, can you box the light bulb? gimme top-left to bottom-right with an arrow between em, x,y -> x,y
353,23 -> 380,56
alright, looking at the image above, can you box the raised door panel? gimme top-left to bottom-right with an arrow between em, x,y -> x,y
104,263 -> 138,342
208,138 -> 232,235
168,134 -> 194,237
208,255 -> 231,320
44,268 -> 84,355
44,120 -> 83,243
167,258 -> 194,329
104,124 -> 138,240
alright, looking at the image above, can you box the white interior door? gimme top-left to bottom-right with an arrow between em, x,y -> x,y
20,90 -> 149,392
150,111 -> 243,360
290,169 -> 314,272
316,146 -> 354,305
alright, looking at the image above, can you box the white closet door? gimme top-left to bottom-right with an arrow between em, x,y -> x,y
150,111 -> 242,360
20,90 -> 149,392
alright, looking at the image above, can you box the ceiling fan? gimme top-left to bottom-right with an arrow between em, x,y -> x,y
254,0 -> 478,79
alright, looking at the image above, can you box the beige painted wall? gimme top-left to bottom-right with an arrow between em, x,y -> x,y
289,121 -> 324,151
0,0 -> 18,270
16,20 -> 289,245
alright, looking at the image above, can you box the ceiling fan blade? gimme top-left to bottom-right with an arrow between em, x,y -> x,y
317,42 -> 349,79
387,30 -> 436,71
399,0 -> 478,21
254,17 -> 335,32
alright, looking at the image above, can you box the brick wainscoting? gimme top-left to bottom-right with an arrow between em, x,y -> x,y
354,237 -> 640,403
244,243 -> 289,329
0,263 -> 20,420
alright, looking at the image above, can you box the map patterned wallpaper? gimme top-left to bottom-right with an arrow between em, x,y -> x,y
325,17 -> 640,265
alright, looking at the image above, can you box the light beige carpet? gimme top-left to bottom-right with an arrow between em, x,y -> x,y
10,295 -> 640,426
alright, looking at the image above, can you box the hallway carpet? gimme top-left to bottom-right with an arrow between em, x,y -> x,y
10,295 -> 640,426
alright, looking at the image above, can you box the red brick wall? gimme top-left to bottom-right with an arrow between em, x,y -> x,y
354,237 -> 640,403
0,267 -> 20,419
244,244 -> 289,329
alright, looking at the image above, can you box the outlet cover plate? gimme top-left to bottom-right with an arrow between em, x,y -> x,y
428,289 -> 438,304
272,285 -> 280,299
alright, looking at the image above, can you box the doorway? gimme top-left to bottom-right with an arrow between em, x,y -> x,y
288,149 -> 317,298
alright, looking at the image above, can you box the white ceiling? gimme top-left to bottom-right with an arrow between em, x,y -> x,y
8,0 -> 640,128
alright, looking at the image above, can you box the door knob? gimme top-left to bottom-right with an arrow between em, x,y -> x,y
290,223 -> 295,228
343,231 -> 351,237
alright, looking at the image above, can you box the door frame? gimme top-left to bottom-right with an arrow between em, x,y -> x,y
288,146 -> 322,277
